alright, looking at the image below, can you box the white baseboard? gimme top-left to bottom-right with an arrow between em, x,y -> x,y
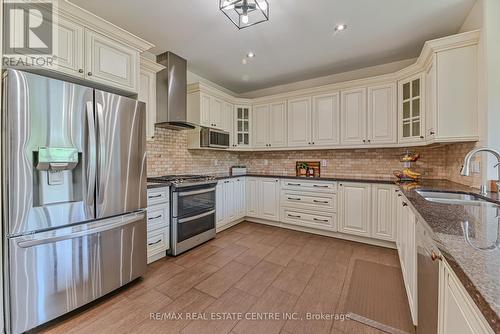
216,217 -> 246,233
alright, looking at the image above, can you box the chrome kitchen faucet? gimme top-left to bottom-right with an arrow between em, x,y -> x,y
460,147 -> 500,195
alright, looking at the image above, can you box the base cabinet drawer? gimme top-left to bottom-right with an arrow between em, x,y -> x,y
281,208 -> 337,232
282,179 -> 337,193
147,205 -> 169,231
147,228 -> 169,263
282,191 -> 336,212
147,187 -> 169,205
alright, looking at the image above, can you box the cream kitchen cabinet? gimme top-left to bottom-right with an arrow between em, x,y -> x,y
341,87 -> 367,145
188,92 -> 233,131
216,177 -> 246,231
311,92 -> 341,146
233,105 -> 252,148
368,83 -> 397,144
399,73 -> 425,143
425,45 -> 478,142
139,56 -> 164,140
146,186 -> 170,264
52,16 -> 85,77
371,184 -> 397,241
287,97 -> 312,147
395,193 -> 417,324
222,102 -> 234,134
245,177 -> 260,217
439,260 -> 494,334
85,29 -> 139,93
338,182 -> 371,237
253,101 -> 287,148
245,177 -> 280,221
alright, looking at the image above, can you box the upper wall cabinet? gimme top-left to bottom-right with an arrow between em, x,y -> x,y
287,97 -> 312,147
426,45 -> 478,142
53,16 -> 84,77
234,105 -> 252,148
398,73 -> 425,143
139,56 -> 165,140
187,91 -> 233,132
312,92 -> 341,146
253,101 -> 287,148
341,87 -> 367,145
368,83 -> 397,144
85,30 -> 139,93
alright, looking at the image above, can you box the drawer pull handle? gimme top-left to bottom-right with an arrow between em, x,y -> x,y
288,183 -> 302,186
288,214 -> 301,218
313,200 -> 329,204
148,215 -> 162,220
313,218 -> 329,222
148,239 -> 162,246
402,202 -> 408,207
287,197 -> 301,201
148,194 -> 162,199
313,185 -> 329,188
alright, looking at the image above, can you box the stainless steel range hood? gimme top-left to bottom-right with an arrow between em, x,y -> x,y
156,52 -> 195,130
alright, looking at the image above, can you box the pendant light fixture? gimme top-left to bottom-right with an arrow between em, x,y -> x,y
220,0 -> 269,29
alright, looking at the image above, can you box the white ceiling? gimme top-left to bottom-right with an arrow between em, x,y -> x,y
70,0 -> 475,93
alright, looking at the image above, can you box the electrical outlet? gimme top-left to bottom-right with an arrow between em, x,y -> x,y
322,160 -> 328,167
213,159 -> 218,166
472,161 -> 480,173
264,159 -> 268,166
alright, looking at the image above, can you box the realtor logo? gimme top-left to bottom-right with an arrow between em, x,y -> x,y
3,0 -> 53,55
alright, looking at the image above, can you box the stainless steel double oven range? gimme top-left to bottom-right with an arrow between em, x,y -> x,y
148,175 -> 217,256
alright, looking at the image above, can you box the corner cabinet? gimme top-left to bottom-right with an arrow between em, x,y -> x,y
234,105 -> 252,148
398,73 -> 425,143
138,56 -> 165,140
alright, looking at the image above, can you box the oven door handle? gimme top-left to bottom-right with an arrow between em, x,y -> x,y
177,188 -> 216,197
178,210 -> 215,224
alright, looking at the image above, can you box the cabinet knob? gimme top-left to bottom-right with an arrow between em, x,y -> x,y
367,140 -> 371,143
363,139 -> 366,143
402,202 -> 408,207
78,69 -> 84,73
88,72 -> 92,76
312,142 -> 315,145
420,136 -> 424,139
430,131 -> 435,135
308,142 -> 311,145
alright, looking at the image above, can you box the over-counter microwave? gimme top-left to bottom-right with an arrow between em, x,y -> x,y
200,127 -> 230,149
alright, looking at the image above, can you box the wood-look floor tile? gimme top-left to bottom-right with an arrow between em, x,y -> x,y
282,273 -> 343,334
155,262 -> 219,299
235,231 -> 269,248
271,260 -> 315,296
265,242 -> 301,267
66,289 -> 172,334
195,261 -> 253,298
172,244 -> 222,268
209,230 -> 247,248
204,244 -> 249,267
130,289 -> 215,334
234,243 -> 275,266
181,288 -> 258,334
235,261 -> 284,297
232,286 -> 299,334
258,232 -> 288,247
293,241 -> 328,266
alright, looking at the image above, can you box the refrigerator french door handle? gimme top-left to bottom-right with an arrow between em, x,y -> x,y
86,101 -> 97,213
16,212 -> 145,248
96,102 -> 106,205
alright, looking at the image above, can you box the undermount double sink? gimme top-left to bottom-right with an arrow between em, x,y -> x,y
416,190 -> 498,207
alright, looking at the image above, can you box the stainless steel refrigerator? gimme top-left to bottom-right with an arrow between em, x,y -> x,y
1,69 -> 147,334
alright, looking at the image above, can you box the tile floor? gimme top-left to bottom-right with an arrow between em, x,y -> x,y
37,222 -> 413,334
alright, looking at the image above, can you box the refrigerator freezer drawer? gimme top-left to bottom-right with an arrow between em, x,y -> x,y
7,212 -> 147,334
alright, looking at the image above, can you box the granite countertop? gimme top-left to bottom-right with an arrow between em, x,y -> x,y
213,172 -> 396,184
399,180 -> 499,332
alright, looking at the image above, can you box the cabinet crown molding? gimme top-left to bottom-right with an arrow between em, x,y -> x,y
55,0 -> 155,52
140,56 -> 165,73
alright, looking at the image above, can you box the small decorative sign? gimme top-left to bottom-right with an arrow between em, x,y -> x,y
296,161 -> 321,178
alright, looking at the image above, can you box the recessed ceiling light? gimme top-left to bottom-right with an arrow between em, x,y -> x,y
334,24 -> 347,32
247,52 -> 256,58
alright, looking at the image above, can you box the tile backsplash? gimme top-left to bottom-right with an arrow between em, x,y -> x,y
147,127 -> 479,187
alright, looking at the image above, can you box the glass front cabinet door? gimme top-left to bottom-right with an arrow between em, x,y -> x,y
233,105 -> 251,148
398,73 -> 425,143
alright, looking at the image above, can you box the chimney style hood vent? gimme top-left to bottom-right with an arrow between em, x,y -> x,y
156,52 -> 195,130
